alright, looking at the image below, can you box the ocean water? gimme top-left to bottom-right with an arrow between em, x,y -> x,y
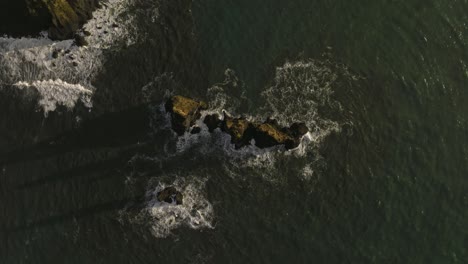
1,0 -> 467,263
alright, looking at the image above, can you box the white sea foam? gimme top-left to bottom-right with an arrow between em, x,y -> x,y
13,79 -> 93,115
0,0 -> 145,114
145,176 -> 214,238
261,60 -> 343,135
155,59 -> 360,182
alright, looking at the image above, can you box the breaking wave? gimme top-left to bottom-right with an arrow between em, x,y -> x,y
13,79 -> 93,115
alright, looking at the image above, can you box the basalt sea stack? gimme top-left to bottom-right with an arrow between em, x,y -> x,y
165,96 -> 309,150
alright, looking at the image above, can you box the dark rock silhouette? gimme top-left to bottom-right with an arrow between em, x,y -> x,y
203,114 -> 221,132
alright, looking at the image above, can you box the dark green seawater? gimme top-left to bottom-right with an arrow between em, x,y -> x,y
1,0 -> 467,263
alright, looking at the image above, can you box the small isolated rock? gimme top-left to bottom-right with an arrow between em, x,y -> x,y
165,95 -> 207,135
157,187 -> 183,205
72,61 -> 78,67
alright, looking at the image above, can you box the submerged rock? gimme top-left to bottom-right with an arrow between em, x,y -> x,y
165,95 -> 207,135
157,187 -> 183,205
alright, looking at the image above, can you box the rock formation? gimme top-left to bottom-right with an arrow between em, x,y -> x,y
157,187 -> 183,205
166,96 -> 309,150
165,95 -> 208,135
221,113 -> 255,149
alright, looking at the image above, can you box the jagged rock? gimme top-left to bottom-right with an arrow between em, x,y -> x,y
221,112 -> 255,148
165,96 -> 309,150
203,114 -> 221,132
253,120 -> 309,150
253,120 -> 294,149
157,187 -> 183,205
165,95 -> 207,135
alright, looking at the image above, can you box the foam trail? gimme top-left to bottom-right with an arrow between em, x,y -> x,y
13,79 -> 93,115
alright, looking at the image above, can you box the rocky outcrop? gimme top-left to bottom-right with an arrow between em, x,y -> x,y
157,187 -> 183,205
166,96 -> 309,150
0,0 -> 100,40
165,95 -> 208,135
221,113 -> 255,149
253,120 -> 295,149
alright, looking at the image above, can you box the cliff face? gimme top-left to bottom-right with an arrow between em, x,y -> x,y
0,0 -> 99,39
